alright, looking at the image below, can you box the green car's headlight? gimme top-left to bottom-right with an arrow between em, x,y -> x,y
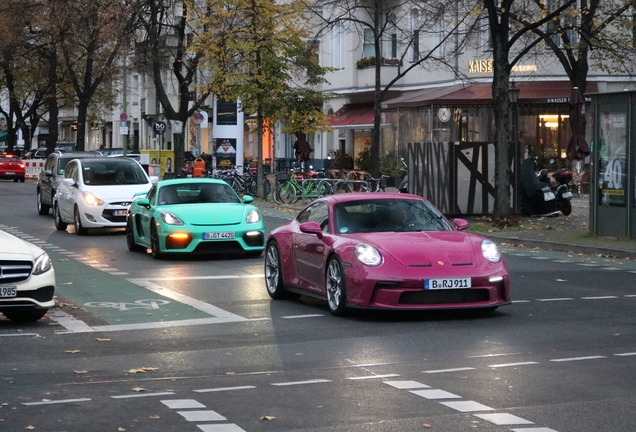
246,209 -> 261,224
33,252 -> 53,275
161,212 -> 184,225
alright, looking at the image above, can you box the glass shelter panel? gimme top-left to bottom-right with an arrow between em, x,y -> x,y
597,111 -> 627,207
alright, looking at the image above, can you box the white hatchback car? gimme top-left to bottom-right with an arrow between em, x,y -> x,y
0,230 -> 56,322
53,157 -> 157,235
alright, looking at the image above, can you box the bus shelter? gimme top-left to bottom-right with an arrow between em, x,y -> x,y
589,91 -> 636,239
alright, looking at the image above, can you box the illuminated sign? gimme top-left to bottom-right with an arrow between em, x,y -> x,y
468,60 -> 537,74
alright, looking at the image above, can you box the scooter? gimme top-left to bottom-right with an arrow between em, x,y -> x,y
519,159 -> 559,217
537,167 -> 573,216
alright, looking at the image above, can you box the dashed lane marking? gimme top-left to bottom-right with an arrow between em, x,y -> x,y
111,392 -> 175,399
474,413 -> 534,425
194,386 -> 257,393
22,398 -> 91,406
549,356 -> 606,362
422,367 -> 476,374
488,361 -> 540,368
271,379 -> 331,386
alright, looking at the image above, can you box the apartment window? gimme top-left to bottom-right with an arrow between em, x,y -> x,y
411,8 -> 420,62
433,3 -> 446,56
383,14 -> 398,59
330,23 -> 345,69
362,28 -> 375,58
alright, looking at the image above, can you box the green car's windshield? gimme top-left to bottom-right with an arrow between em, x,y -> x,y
158,183 -> 241,205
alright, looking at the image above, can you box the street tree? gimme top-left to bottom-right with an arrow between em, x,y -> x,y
195,0 -> 332,198
51,0 -> 138,151
307,0 -> 488,177
134,0 -> 215,175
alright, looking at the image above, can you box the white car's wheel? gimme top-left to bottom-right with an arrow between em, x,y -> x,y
74,207 -> 87,235
54,204 -> 68,231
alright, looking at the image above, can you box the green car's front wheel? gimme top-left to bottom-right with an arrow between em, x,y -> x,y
150,222 -> 163,259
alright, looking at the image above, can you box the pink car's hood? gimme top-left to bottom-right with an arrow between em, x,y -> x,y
352,231 -> 479,266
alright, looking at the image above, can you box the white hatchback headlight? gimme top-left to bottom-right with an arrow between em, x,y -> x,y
246,209 -> 261,224
481,239 -> 501,263
161,212 -> 184,225
82,192 -> 104,206
354,243 -> 382,266
33,252 -> 53,275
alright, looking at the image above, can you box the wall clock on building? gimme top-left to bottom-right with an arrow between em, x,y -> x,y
438,108 -> 451,122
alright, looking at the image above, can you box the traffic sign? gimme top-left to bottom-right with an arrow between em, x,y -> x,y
120,112 -> 128,122
193,112 -> 204,125
153,121 -> 166,135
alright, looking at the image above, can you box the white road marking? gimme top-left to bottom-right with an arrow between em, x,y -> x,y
194,386 -> 256,393
22,398 -> 91,406
439,400 -> 494,412
614,352 -> 636,356
411,389 -> 461,399
511,428 -> 559,432
178,410 -> 226,422
581,296 -> 618,300
47,310 -> 93,332
553,260 -> 573,263
423,367 -> 475,374
474,413 -> 533,425
281,314 -> 324,319
601,267 -> 621,271
577,263 -> 600,266
489,361 -> 539,368
537,298 -> 575,301
162,399 -> 206,409
550,356 -> 606,362
531,256 -> 551,259
384,381 -> 430,389
0,333 -> 40,337
348,374 -> 400,380
512,300 -> 531,303
139,274 -> 263,281
111,392 -> 175,399
271,379 -> 331,386
625,295 -> 636,297
197,424 -> 247,432
467,353 -> 521,358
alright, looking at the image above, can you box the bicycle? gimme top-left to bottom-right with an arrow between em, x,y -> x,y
273,169 -> 333,204
362,174 -> 391,192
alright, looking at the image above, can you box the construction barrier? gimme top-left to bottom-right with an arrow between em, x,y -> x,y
23,160 -> 45,179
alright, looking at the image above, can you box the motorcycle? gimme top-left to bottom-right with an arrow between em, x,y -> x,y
519,159 -> 559,217
398,157 -> 409,193
537,167 -> 573,216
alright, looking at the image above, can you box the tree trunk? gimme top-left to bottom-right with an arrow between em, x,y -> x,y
75,99 -> 89,151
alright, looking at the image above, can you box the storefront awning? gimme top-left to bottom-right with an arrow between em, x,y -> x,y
330,104 -> 375,128
382,81 -> 599,110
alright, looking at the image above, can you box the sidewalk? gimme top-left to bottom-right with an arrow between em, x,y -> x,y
255,192 -> 636,260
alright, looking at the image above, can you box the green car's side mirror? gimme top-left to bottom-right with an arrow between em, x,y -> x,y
243,195 -> 254,203
136,198 -> 151,208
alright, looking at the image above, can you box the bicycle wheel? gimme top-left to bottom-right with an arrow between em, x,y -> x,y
263,178 -> 271,197
278,181 -> 298,204
316,180 -> 334,197
272,183 -> 284,205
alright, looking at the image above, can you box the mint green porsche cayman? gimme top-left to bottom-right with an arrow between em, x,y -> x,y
126,178 -> 265,258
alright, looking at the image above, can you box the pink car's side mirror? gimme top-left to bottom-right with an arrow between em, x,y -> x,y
453,218 -> 469,231
299,221 -> 323,238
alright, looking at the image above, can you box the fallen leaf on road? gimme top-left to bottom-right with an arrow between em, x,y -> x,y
118,428 -> 126,431
422,424 -> 432,428
74,371 -> 88,374
25,426 -> 35,430
65,350 -> 80,354
226,371 -> 235,375
47,322 -> 59,326
260,415 -> 275,420
2,402 -> 7,406
137,367 -> 158,371
95,338 -> 111,342
125,369 -> 146,374
131,387 -> 148,392
63,282 -> 73,285
149,415 -> 161,419
41,399 -> 51,402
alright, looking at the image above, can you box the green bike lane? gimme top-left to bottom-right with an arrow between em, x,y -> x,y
47,249 -> 254,333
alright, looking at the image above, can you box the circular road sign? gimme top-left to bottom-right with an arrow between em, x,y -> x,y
120,112 -> 128,122
193,112 -> 205,125
153,121 -> 167,135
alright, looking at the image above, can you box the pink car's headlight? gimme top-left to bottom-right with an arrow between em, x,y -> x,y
354,243 -> 382,266
481,239 -> 501,263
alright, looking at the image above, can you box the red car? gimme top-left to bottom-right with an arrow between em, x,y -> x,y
264,193 -> 510,316
0,154 -> 25,182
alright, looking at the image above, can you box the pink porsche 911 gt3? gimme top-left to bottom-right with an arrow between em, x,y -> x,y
264,193 -> 510,316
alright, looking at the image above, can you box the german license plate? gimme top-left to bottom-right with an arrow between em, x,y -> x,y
203,231 -> 235,240
424,278 -> 471,290
562,191 -> 573,198
544,191 -> 556,201
0,286 -> 17,297
114,210 -> 128,216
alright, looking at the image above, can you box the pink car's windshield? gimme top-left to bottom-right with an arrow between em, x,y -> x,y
333,199 -> 452,234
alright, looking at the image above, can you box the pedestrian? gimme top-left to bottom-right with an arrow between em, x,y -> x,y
293,132 -> 313,170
